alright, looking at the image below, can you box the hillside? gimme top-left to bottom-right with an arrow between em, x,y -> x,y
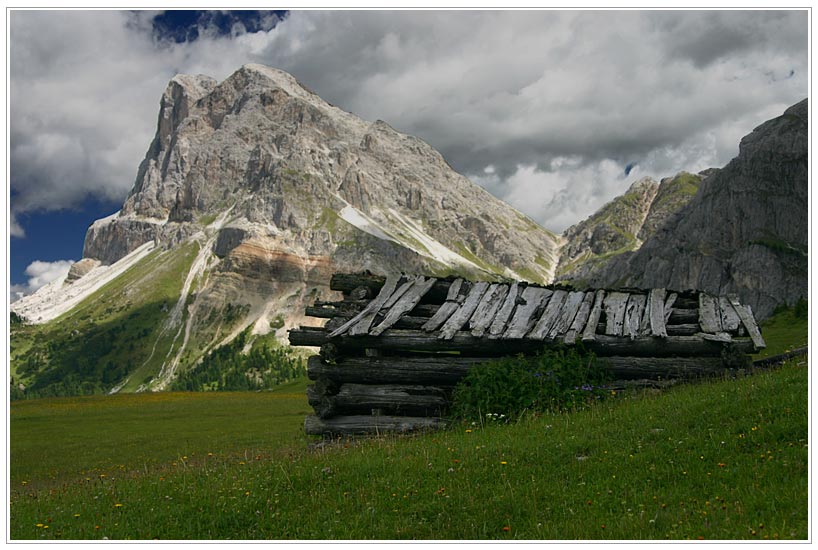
10,64 -> 560,397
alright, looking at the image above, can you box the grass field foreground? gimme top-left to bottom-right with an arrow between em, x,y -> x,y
9,357 -> 807,541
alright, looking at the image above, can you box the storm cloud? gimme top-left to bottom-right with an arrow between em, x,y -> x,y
9,9 -> 807,234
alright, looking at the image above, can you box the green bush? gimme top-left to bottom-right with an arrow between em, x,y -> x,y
449,346 -> 611,422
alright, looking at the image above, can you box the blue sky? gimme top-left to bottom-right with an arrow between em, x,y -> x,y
7,9 -> 809,298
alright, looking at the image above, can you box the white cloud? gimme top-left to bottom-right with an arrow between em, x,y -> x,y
9,9 -> 808,237
10,259 -> 75,302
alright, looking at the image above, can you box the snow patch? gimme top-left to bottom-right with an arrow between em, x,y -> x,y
385,208 -> 483,271
10,242 -> 156,324
338,205 -> 395,242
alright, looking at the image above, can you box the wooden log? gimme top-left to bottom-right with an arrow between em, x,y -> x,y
668,308 -> 697,324
527,289 -> 567,340
305,415 -> 448,436
330,272 -> 386,294
718,296 -> 741,332
439,282 -> 490,340
699,332 -> 733,343
290,327 -> 756,357
603,292 -> 630,336
503,287 -> 552,339
469,283 -> 509,337
306,354 -> 735,387
581,290 -> 606,342
421,279 -> 468,332
488,281 -> 521,338
698,293 -> 722,334
349,286 -> 373,301
601,356 -> 728,380
329,273 -> 401,337
564,291 -> 595,344
623,294 -> 647,340
666,323 -> 701,336
727,295 -> 766,350
308,383 -> 449,418
370,276 -> 437,336
307,354 -> 486,385
329,272 -> 453,303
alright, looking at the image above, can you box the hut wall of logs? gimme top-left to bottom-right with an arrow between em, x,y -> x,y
288,272 -> 766,437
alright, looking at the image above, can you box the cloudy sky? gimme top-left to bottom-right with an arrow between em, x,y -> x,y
7,8 -> 809,297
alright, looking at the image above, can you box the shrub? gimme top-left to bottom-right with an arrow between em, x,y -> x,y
449,346 -> 611,422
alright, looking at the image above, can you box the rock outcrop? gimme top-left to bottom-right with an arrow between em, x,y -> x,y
555,177 -> 659,283
585,99 -> 808,319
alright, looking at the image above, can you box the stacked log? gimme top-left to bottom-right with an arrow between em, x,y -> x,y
289,272 -> 764,437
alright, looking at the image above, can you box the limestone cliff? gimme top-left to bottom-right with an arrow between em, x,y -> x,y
586,99 -> 808,319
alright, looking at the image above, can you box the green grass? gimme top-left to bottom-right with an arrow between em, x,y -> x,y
753,301 -> 808,360
10,305 -> 807,540
10,359 -> 807,540
10,379 -> 311,489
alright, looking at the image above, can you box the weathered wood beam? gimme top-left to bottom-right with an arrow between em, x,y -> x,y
698,293 -> 722,333
439,282 -> 490,340
305,414 -> 448,436
668,308 -> 698,324
307,354 -> 732,388
648,288 -> 668,338
581,290 -> 606,342
564,291 -> 595,344
329,273 -> 401,337
503,287 -> 552,339
623,294 -> 647,340
601,356 -> 727,379
307,354 -> 485,385
528,289 -> 568,340
604,291 -> 630,336
290,327 -> 755,357
488,281 -> 521,338
307,382 -> 449,419
370,276 -> 437,336
469,283 -> 509,338
727,295 -> 766,350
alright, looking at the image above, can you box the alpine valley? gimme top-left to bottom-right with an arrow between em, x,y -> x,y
9,64 -> 807,398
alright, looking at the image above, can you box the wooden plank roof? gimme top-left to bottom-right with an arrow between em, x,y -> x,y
318,273 -> 766,350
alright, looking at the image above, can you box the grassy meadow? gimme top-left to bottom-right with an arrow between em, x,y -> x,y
8,309 -> 809,540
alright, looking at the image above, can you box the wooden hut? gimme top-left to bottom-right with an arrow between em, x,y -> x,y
288,272 -> 765,437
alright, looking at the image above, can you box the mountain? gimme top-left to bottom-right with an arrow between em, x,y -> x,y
556,171 -> 704,284
10,64 -> 560,397
584,99 -> 808,319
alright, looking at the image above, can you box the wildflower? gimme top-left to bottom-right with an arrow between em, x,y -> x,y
500,461 -> 508,465
74,514 -> 80,518
502,526 -> 511,532
465,429 -> 472,433
114,503 -> 123,508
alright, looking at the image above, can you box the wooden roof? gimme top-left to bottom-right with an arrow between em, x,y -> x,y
322,273 -> 765,351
